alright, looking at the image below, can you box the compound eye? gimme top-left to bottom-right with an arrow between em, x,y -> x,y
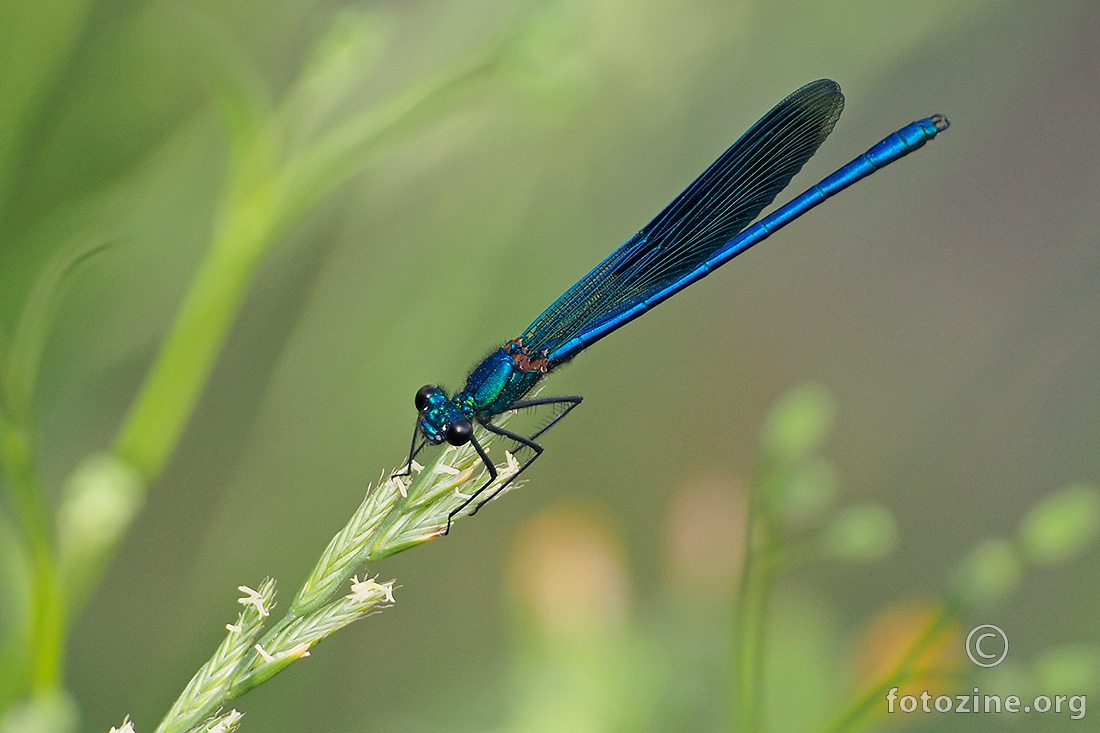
445,418 -> 473,446
415,385 -> 438,412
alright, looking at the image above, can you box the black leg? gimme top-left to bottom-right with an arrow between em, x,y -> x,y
508,395 -> 583,440
391,420 -> 426,479
446,423 -> 537,531
444,396 -> 583,532
444,432 -> 496,534
469,421 -> 547,512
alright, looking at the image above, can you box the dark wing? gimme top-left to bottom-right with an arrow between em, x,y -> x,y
521,79 -> 844,362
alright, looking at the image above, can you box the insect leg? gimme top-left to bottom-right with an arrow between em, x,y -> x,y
391,420 -> 426,479
445,432 -> 497,534
467,421 -> 545,515
445,397 -> 582,529
508,395 -> 583,441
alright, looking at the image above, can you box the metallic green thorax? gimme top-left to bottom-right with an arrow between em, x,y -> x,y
418,339 -> 550,444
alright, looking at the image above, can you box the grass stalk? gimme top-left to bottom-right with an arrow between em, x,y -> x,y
152,424 -> 521,733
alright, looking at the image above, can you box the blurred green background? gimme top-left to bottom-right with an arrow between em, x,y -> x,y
2,0 -> 1099,730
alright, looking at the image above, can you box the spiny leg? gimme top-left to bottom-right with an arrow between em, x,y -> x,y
445,433 -> 496,534
446,397 -> 582,531
467,420 -> 546,515
509,395 -> 583,441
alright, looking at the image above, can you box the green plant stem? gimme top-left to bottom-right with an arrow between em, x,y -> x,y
733,483 -> 772,733
272,44 -> 504,231
111,180 -> 277,481
1,347 -> 58,694
0,334 -> 46,546
28,559 -> 64,691
112,42 -> 506,484
0,418 -> 50,562
819,600 -> 961,733
0,410 -> 62,691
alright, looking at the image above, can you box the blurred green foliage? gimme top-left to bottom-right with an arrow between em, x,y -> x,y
1018,483 -> 1100,565
2,0 -> 1100,732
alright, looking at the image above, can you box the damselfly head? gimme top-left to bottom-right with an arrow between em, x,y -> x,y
415,384 -> 472,446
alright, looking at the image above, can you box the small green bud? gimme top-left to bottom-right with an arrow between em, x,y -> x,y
1018,483 -> 1100,565
761,383 -> 836,462
820,503 -> 897,562
1035,645 -> 1100,693
57,453 -> 144,579
952,538 -> 1021,606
